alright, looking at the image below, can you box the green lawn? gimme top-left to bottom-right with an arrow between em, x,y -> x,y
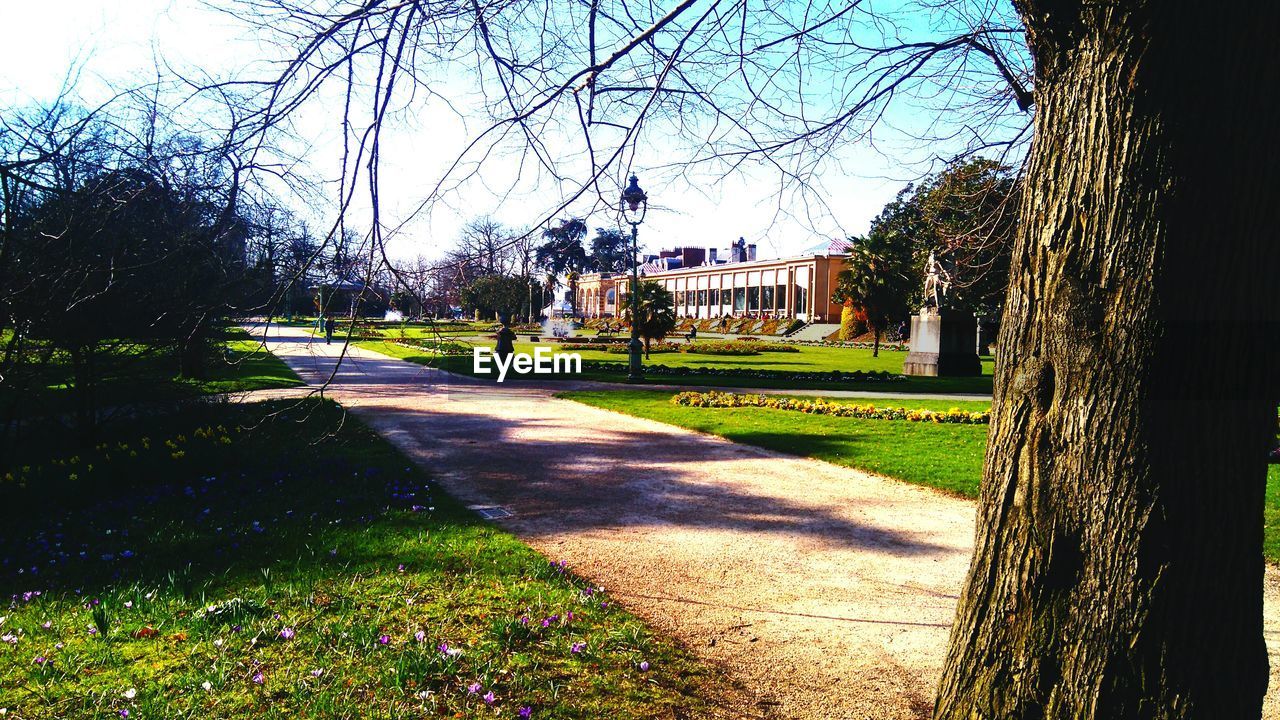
2,329 -> 304,421
358,339 -> 995,395
0,400 -> 727,719
561,389 -> 990,497
560,389 -> 1280,562
193,329 -> 306,394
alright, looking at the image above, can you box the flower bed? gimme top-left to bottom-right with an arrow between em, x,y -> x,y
671,391 -> 989,423
582,361 -> 903,383
782,339 -> 910,352
557,342 -> 680,353
395,338 -> 473,356
684,340 -> 798,354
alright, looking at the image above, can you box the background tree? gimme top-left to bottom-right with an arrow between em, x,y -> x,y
912,159 -> 1018,317
588,227 -> 631,274
537,218 -> 589,311
459,275 -> 539,322
833,231 -> 913,356
622,280 -> 676,358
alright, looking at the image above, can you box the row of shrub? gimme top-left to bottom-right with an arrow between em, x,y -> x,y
583,361 -> 903,383
397,338 -> 473,356
674,316 -> 804,336
670,391 -> 989,423
557,340 -> 799,356
684,340 -> 799,355
783,339 -> 910,352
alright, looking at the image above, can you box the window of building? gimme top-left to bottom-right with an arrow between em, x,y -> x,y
698,289 -> 708,306
794,284 -> 807,313
733,287 -> 746,312
747,286 -> 760,311
761,285 -> 774,311
710,288 -> 719,306
776,284 -> 787,309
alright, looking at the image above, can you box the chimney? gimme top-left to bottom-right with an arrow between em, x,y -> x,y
708,248 -> 718,263
733,237 -> 746,263
747,244 -> 757,261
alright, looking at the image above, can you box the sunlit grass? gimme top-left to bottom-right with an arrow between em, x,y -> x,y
0,401 -> 724,719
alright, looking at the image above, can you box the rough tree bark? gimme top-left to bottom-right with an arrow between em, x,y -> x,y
934,2 -> 1280,718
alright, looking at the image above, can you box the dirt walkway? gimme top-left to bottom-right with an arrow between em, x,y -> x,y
252,327 -> 1280,719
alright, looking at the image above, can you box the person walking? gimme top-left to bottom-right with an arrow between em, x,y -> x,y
324,315 -> 336,344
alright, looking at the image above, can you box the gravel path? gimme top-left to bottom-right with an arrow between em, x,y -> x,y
251,326 -> 1280,718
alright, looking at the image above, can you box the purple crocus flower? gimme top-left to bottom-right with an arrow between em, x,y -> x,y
570,642 -> 585,654
414,630 -> 426,643
639,661 -> 650,671
519,707 -> 533,719
279,627 -> 295,640
467,682 -> 482,695
378,634 -> 391,645
252,672 -> 265,684
483,691 -> 496,705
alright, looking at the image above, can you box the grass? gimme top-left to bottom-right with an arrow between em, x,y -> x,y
191,329 -> 306,394
357,339 -> 995,395
0,400 -> 727,719
560,389 -> 990,498
2,328 -> 304,420
560,389 -> 1280,562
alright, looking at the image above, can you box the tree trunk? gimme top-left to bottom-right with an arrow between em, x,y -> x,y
934,3 -> 1280,718
872,327 -> 881,357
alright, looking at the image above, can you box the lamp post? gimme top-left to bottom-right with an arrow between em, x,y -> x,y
621,173 -> 648,382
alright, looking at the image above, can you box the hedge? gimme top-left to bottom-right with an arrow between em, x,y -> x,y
671,391 -> 989,423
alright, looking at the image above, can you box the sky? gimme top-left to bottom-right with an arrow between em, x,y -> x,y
0,1 -> 967,263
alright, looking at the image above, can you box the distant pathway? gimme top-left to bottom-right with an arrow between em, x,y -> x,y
248,325 -> 1280,719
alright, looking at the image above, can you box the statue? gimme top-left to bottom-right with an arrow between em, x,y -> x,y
923,250 -> 952,310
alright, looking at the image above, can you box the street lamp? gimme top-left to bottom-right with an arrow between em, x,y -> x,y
621,173 -> 648,382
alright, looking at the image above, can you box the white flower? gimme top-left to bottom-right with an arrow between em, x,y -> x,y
201,681 -> 212,692
123,688 -> 137,700
213,639 -> 223,648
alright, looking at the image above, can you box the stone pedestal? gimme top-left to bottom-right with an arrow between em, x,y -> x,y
903,308 -> 981,377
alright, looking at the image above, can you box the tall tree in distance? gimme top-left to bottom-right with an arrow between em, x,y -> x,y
913,159 -> 1018,317
588,227 -> 631,274
833,230 -> 913,357
536,218 -> 589,309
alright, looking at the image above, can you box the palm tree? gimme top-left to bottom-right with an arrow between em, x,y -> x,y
832,236 -> 912,357
623,280 -> 677,358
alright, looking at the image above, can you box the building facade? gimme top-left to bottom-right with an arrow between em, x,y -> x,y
576,240 -> 849,323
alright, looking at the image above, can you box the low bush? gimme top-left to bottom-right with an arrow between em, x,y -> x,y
671,391 -> 989,424
683,340 -> 798,354
582,361 -> 903,383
